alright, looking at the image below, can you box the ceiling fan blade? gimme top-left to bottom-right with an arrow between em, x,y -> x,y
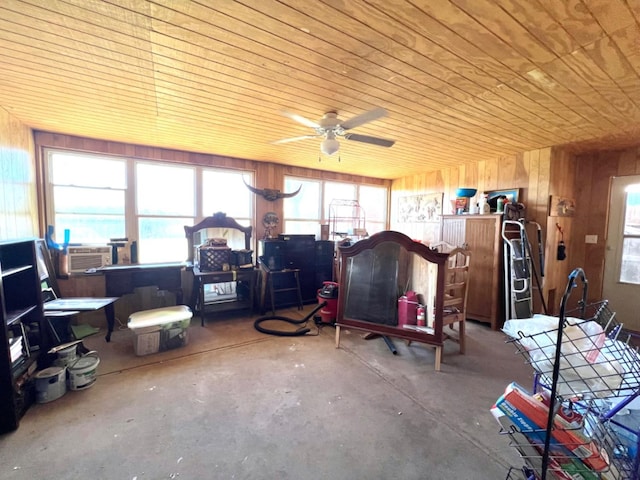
344,133 -> 395,148
272,135 -> 318,145
281,111 -> 320,129
340,107 -> 388,130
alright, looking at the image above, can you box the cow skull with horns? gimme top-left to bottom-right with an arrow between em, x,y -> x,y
242,178 -> 302,201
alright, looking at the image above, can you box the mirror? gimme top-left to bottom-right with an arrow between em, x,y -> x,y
337,231 -> 447,341
184,212 -> 253,266
343,241 -> 439,327
336,231 -> 449,370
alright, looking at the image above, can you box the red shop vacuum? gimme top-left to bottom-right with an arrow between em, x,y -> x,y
317,281 -> 339,324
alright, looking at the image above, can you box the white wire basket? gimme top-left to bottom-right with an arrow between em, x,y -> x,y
505,301 -> 640,401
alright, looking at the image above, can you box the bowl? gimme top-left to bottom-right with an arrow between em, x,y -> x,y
456,188 -> 477,198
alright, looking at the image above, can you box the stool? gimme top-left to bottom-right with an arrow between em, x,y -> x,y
265,269 -> 303,315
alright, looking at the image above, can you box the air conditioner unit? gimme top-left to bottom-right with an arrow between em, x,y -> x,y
66,246 -> 112,273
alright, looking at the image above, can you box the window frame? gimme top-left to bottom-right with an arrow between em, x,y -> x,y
282,175 -> 388,238
619,187 -> 640,285
44,150 -> 129,245
43,148 -> 254,263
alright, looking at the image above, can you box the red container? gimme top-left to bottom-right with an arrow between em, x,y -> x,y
397,291 -> 419,327
317,282 -> 339,324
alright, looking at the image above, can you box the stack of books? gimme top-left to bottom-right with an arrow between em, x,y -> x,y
9,336 -> 24,365
491,382 -> 611,479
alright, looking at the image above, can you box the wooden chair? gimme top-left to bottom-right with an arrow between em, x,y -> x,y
429,241 -> 457,253
442,248 -> 471,354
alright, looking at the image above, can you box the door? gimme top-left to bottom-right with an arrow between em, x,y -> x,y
603,175 -> 640,331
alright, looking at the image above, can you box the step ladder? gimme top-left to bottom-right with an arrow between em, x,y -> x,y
501,216 -> 546,320
502,220 -> 533,320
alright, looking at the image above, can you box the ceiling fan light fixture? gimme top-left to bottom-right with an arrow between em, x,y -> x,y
320,137 -> 340,156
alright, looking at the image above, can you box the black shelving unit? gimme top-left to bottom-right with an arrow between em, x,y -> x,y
0,239 -> 48,433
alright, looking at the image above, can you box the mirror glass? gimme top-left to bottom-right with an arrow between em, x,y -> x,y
343,240 -> 438,326
195,228 -> 248,251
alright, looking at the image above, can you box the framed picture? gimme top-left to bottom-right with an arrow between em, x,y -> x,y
398,192 -> 443,223
486,189 -> 519,212
549,195 -> 576,217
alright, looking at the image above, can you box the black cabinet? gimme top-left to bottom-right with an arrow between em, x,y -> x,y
0,239 -> 48,433
278,234 -> 315,269
314,240 -> 335,264
314,240 -> 335,290
258,237 -> 335,310
279,234 -> 315,301
258,239 -> 285,271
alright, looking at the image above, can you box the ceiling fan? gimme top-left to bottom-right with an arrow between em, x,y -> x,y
273,107 -> 395,156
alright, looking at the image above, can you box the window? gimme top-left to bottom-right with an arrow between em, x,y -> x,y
355,185 -> 387,236
283,178 -> 321,236
136,163 -> 195,263
323,182 -> 356,219
45,149 -> 254,264
47,151 -> 126,244
620,186 -> 640,284
283,176 -> 388,239
202,169 -> 252,224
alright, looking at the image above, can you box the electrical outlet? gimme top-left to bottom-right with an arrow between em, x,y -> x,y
585,235 -> 598,244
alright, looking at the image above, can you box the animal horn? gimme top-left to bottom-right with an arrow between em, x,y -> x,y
278,184 -> 302,199
243,177 -> 265,196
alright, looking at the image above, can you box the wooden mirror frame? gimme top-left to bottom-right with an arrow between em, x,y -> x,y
336,230 -> 448,348
184,212 -> 252,264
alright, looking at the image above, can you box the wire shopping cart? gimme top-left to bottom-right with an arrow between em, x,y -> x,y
497,268 -> 640,480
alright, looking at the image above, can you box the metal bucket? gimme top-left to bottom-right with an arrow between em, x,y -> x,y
67,351 -> 100,391
35,366 -> 67,403
54,343 -> 78,368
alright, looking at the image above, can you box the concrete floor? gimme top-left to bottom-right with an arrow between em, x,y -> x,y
0,306 -> 534,480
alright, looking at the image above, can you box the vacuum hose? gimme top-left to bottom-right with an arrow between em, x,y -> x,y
254,302 -> 327,336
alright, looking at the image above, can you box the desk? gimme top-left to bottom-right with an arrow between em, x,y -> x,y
190,266 -> 257,325
101,263 -> 184,304
44,297 -> 119,342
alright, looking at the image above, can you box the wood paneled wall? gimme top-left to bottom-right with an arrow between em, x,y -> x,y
33,132 -> 390,246
569,146 -> 640,305
0,108 -> 37,241
545,147 -> 577,312
390,143 -> 640,316
391,149 -> 552,231
390,146 -> 579,315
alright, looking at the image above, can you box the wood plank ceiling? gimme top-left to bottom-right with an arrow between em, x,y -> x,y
1,0 -> 640,179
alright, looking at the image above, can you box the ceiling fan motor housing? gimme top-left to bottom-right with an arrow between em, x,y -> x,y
318,112 -> 342,132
